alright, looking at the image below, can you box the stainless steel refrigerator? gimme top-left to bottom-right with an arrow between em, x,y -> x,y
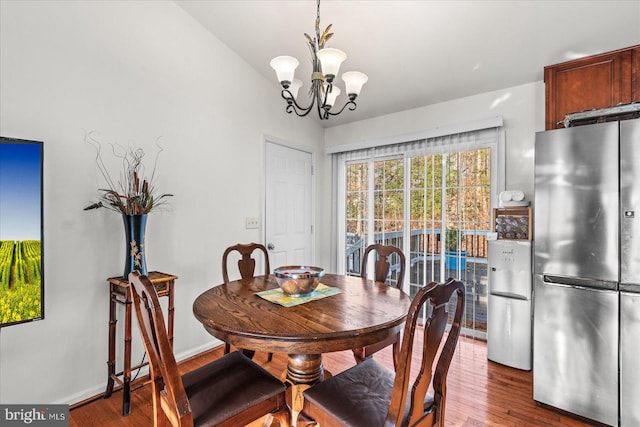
488,239 -> 532,370
533,118 -> 640,427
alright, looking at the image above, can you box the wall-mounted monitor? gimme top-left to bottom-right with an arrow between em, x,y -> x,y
0,137 -> 44,328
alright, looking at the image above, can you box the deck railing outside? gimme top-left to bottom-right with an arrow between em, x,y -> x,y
346,229 -> 488,336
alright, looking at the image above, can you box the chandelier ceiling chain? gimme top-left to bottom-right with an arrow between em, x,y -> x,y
270,0 -> 368,120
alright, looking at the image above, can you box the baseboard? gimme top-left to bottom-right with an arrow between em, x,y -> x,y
175,341 -> 221,363
63,342 -> 222,408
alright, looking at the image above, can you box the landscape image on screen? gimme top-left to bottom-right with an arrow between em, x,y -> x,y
0,139 -> 43,327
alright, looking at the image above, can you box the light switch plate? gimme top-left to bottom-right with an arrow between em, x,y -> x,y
245,217 -> 260,229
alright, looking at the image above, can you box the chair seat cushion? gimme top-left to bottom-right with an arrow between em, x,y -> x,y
182,351 -> 284,426
304,358 -> 394,426
303,358 -> 434,427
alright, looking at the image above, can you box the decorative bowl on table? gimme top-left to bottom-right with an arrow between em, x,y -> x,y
274,266 -> 325,296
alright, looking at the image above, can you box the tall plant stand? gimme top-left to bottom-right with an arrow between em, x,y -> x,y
103,271 -> 178,416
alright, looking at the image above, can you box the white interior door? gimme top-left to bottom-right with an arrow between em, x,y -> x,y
265,141 -> 313,268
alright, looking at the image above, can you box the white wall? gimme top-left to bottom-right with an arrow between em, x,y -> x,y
0,0 -> 324,405
324,81 -> 545,198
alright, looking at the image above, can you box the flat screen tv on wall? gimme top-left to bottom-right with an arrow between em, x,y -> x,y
0,137 -> 44,328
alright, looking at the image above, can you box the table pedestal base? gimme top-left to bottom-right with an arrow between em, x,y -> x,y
286,353 -> 324,384
283,354 -> 332,427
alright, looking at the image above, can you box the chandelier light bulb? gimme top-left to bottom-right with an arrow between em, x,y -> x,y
288,78 -> 303,100
342,71 -> 368,100
324,86 -> 341,108
316,48 -> 347,83
270,56 -> 299,88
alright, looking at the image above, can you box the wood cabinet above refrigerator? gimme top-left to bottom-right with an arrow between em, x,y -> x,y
544,45 -> 640,130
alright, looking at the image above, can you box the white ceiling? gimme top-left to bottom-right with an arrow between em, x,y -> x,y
175,0 -> 640,127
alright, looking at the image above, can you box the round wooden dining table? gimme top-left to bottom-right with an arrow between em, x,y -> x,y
192,272 -> 411,424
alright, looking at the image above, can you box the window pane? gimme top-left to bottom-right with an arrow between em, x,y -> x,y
410,189 -> 424,221
346,192 -> 366,219
410,156 -> 425,188
446,152 -> 459,187
425,189 -> 441,222
426,154 -> 442,188
388,189 -> 404,224
373,190 -> 383,219
445,187 -> 459,223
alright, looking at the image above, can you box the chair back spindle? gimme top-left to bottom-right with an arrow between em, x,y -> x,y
387,278 -> 465,426
129,271 -> 193,426
222,243 -> 270,283
221,243 -> 273,360
355,243 -> 407,370
361,243 -> 406,289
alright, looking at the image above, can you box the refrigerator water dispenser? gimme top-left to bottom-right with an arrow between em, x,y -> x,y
487,240 -> 532,370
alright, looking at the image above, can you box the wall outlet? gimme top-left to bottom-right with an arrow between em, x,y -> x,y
245,217 -> 260,229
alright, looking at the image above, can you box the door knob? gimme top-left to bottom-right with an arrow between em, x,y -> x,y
267,243 -> 275,250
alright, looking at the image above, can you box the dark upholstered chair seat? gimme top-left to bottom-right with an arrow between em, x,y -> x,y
183,351 -> 286,426
303,358 -> 434,427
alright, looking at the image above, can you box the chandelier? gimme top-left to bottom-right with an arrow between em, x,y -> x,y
269,0 -> 368,120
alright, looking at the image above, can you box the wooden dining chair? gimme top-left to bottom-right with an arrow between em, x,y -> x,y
354,243 -> 406,370
301,278 -> 465,427
128,271 -> 290,427
222,242 -> 273,361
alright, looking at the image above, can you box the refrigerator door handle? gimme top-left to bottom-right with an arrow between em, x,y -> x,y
543,274 -> 618,291
490,291 -> 529,300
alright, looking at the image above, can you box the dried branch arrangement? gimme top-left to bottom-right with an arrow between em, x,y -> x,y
84,131 -> 172,215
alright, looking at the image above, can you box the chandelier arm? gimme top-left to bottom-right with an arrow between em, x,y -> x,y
286,103 -> 315,118
281,89 -> 315,117
325,100 -> 358,117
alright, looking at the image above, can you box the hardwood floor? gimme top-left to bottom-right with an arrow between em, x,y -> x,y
70,336 -> 599,426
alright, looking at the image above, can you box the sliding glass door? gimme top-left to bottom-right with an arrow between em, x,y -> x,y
408,149 -> 491,334
341,130 -> 496,336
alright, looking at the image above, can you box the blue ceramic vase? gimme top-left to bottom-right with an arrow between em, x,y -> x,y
123,214 -> 148,279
